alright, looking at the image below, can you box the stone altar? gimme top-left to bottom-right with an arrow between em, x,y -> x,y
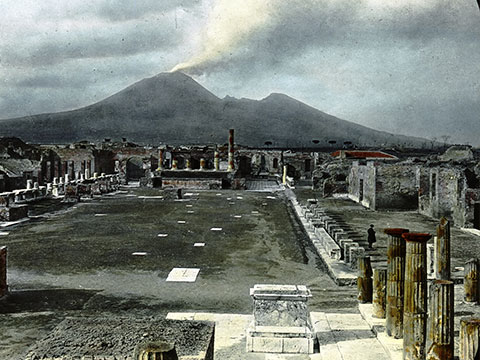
246,284 -> 315,354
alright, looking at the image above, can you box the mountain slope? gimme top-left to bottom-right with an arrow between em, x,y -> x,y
0,72 -> 428,147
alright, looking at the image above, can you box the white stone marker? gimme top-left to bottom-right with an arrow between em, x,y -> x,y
234,215 -> 242,219
194,243 -> 205,247
177,220 -> 186,224
132,252 -> 147,256
95,214 -> 107,217
186,204 -> 193,208
166,268 -> 200,282
0,232 -> 9,236
157,234 -> 168,238
210,227 -> 222,231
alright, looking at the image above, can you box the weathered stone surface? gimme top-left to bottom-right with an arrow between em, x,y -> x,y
426,280 -> 454,360
247,284 -> 314,354
357,256 -> 373,303
402,232 -> 430,360
372,268 -> 387,319
385,228 -> 409,339
24,317 -> 215,360
460,318 -> 480,360
465,258 -> 479,303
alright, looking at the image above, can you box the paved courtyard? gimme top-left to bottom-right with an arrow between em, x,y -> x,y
0,187 -> 356,359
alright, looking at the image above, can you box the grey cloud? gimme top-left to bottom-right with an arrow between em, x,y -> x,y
95,0 -> 201,22
1,20 -> 182,68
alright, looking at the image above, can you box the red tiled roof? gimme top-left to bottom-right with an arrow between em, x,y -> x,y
331,150 -> 396,159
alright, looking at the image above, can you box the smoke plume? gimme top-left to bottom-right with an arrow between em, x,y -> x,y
171,0 -> 279,73
171,0 -> 441,74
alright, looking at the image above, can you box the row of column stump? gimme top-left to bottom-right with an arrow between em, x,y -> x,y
357,218 -> 480,360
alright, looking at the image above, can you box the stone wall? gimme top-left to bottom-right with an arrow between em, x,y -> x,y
375,164 -> 418,210
0,246 -> 7,298
349,161 -> 419,210
418,165 -> 480,227
348,161 -> 376,209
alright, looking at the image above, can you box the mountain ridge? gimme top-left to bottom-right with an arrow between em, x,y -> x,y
0,72 -> 429,148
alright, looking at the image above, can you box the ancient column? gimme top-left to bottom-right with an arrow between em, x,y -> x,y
185,159 -> 191,170
134,341 -> 178,360
464,258 -> 479,303
26,179 -> 33,190
227,129 -> 235,171
200,158 -> 206,171
171,159 -> 178,170
283,165 -> 287,185
426,280 -> 454,360
157,149 -> 164,171
214,151 -> 220,171
372,268 -> 387,318
385,228 -> 409,338
358,256 -> 373,303
460,318 -> 480,360
435,217 -> 451,280
402,232 -> 431,360
86,160 -> 92,179
0,246 -> 7,297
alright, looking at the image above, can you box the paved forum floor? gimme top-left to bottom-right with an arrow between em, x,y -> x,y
0,187 -> 357,359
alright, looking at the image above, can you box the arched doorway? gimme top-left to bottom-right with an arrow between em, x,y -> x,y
126,157 -> 145,181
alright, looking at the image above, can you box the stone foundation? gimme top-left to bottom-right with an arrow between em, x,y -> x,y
0,205 -> 28,221
25,317 -> 215,360
246,284 -> 315,354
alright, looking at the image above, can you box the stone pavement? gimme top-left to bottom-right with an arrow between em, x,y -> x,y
166,312 -> 389,359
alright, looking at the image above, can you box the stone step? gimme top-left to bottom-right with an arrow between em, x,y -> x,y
311,312 -> 390,360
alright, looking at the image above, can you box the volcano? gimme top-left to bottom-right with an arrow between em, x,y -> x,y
0,72 -> 428,148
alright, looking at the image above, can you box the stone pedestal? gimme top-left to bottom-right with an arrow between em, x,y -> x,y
246,284 -> 315,354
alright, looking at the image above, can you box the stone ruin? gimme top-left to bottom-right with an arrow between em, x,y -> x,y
246,284 -> 315,354
25,317 -> 215,360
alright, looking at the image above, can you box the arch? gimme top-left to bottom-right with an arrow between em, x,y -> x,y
125,156 -> 146,181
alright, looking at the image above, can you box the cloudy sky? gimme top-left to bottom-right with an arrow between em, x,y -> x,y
1,0 -> 479,145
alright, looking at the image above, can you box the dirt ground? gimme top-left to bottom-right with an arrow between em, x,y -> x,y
0,187 -> 356,359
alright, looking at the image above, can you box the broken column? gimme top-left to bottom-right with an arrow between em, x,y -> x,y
171,159 -> 178,170
157,149 -> 164,171
85,160 -> 92,179
246,284 -> 315,354
0,246 -> 7,297
426,280 -> 454,360
464,258 -> 479,303
26,179 -> 33,190
435,217 -> 451,280
186,159 -> 191,170
227,129 -> 235,171
200,158 -> 206,171
372,268 -> 387,318
402,232 -> 431,360
134,341 -> 178,360
357,256 -> 373,303
214,151 -> 220,171
385,228 -> 409,338
460,318 -> 480,360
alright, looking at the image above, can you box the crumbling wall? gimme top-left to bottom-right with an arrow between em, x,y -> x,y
375,164 -> 418,210
348,161 -> 375,209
